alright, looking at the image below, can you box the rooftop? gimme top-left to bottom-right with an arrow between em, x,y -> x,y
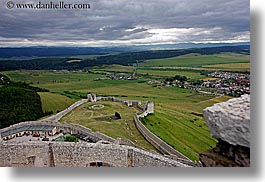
1,125 -> 56,138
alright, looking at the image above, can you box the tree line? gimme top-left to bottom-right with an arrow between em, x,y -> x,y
0,74 -> 49,128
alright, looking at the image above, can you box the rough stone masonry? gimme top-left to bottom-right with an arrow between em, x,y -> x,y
200,94 -> 250,167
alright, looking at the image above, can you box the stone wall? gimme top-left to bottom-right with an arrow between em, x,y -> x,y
0,93 -> 194,167
87,93 -> 97,102
134,116 -> 190,161
39,99 -> 88,122
0,141 -> 192,167
87,93 -> 191,162
0,121 -> 115,143
199,94 -> 250,167
0,142 -> 50,167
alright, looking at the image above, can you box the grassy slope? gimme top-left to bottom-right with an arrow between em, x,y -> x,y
139,53 -> 250,68
38,92 -> 75,113
5,70 -> 221,160
60,101 -> 157,151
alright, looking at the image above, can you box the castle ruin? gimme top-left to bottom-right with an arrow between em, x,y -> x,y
0,93 -> 193,167
0,93 -> 250,167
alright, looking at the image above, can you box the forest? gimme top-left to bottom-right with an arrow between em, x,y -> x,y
0,74 -> 48,128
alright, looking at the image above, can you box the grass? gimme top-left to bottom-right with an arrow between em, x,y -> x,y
141,110 -> 215,161
3,70 -> 105,86
94,64 -> 135,73
60,101 -> 157,151
203,63 -> 250,71
1,52 -> 244,161
139,53 -> 250,68
137,69 -> 207,79
38,92 -> 75,114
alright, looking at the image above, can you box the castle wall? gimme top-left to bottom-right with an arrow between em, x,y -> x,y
133,116 -> 190,160
52,143 -> 128,167
0,142 -> 191,167
39,99 -> 88,122
87,93 -> 190,161
0,121 -> 115,143
0,142 -> 50,167
0,93 -> 193,167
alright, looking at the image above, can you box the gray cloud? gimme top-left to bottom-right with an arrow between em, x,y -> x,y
0,0 -> 249,47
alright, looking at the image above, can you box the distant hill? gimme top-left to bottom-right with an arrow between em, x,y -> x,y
0,43 -> 249,58
96,45 -> 250,63
132,42 -> 250,51
0,47 -> 128,58
0,45 -> 250,71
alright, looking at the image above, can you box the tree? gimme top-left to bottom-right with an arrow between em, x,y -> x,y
64,135 -> 78,142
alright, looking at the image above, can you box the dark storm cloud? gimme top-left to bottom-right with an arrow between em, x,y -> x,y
0,0 -> 249,46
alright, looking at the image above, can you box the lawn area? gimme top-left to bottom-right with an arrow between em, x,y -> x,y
38,92 -> 75,114
60,101 -> 157,151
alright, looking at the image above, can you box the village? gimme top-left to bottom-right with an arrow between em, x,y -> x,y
148,71 -> 250,97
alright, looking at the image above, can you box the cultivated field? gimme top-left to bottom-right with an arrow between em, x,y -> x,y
139,53 -> 250,68
2,52 -> 247,161
93,53 -> 250,80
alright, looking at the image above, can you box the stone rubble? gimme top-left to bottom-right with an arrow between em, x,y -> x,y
203,94 -> 250,147
200,94 -> 250,167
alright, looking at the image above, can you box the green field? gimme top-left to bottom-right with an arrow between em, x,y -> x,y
93,53 -> 250,80
203,63 -> 250,71
2,52 -> 243,161
4,70 -> 226,160
139,53 -> 250,70
38,92 -> 75,114
60,101 -> 156,151
137,69 -> 207,79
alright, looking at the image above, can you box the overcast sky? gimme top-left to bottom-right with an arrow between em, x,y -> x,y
0,0 -> 249,47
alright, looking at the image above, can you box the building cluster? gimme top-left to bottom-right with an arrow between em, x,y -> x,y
148,71 -> 250,97
1,125 -> 57,141
107,74 -> 137,80
203,71 -> 250,96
